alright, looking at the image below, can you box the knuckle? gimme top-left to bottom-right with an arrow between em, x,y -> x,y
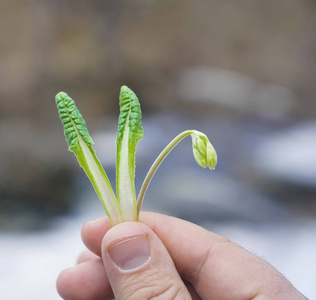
120,271 -> 189,300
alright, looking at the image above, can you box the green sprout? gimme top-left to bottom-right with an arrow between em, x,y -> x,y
55,86 -> 217,226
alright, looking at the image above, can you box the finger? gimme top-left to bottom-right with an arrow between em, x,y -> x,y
101,221 -> 191,300
57,258 -> 114,300
82,212 -> 306,299
81,217 -> 112,256
184,280 -> 203,300
81,211 -> 224,259
77,250 -> 100,264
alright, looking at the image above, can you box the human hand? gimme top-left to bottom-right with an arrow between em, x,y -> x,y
57,212 -> 307,299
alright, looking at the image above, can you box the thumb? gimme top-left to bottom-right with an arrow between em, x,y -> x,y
101,221 -> 191,300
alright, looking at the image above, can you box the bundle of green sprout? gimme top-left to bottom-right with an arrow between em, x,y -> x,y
55,86 -> 217,226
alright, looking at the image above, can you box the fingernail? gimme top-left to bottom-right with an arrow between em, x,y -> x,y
108,236 -> 150,271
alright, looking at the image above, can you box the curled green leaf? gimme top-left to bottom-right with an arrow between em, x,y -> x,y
55,92 -> 94,151
55,92 -> 123,226
116,86 -> 143,222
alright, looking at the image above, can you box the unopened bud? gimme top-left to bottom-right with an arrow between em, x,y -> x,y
191,130 -> 217,170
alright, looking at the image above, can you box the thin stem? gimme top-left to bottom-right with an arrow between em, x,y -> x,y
136,130 -> 193,215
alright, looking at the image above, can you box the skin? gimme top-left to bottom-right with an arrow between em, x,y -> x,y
57,212 -> 307,300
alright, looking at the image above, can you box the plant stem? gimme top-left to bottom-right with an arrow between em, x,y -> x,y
136,130 -> 193,215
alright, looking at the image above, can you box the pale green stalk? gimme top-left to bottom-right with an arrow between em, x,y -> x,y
137,130 -> 217,215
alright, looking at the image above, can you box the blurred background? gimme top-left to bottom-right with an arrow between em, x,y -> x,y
1,0 -> 316,299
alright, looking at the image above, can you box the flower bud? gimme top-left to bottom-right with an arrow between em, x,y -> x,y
191,130 -> 217,170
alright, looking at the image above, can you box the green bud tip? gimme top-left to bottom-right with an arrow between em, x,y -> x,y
191,130 -> 217,170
